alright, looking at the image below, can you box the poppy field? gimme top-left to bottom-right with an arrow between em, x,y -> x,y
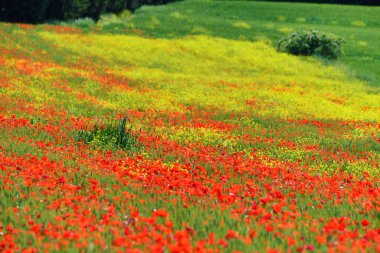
0,2 -> 380,252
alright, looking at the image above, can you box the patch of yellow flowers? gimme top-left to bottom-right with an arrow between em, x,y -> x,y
40,32 -> 379,122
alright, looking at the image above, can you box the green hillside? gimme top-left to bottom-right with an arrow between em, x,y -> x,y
80,0 -> 380,87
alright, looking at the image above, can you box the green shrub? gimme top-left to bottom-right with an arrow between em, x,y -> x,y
0,0 -> 181,24
0,0 -> 51,23
277,30 -> 344,59
46,0 -> 89,21
75,115 -> 139,152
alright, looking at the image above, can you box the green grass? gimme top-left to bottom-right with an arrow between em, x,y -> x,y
76,0 -> 380,87
74,115 -> 139,152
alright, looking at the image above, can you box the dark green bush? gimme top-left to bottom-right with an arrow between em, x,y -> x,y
75,115 -> 139,152
45,0 -> 91,21
0,0 -> 180,24
277,30 -> 344,59
0,0 -> 51,23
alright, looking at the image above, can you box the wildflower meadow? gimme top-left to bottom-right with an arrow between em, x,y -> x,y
0,1 -> 379,252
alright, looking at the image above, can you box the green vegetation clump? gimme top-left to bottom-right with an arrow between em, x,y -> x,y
277,30 -> 344,59
0,0 -> 179,24
75,115 -> 139,152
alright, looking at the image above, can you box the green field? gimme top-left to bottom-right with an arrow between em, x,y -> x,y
1,0 -> 379,252
74,0 -> 380,87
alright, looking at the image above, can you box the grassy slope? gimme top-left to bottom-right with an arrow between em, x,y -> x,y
0,1 -> 380,252
92,0 -> 380,87
39,32 -> 380,121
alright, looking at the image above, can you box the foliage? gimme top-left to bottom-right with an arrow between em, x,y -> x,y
75,115 -> 139,151
277,30 -> 344,59
0,0 -> 51,23
0,0 -> 180,23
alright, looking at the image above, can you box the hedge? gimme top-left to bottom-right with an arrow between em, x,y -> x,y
0,0 -> 178,24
